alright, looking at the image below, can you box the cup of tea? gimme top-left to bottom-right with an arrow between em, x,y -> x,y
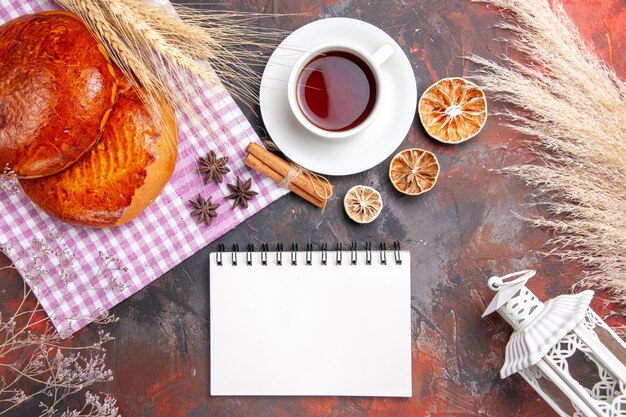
287,41 -> 394,140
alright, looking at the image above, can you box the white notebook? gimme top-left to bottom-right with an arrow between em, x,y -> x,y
209,243 -> 412,397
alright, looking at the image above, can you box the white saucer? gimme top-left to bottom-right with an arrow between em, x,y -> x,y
259,18 -> 417,176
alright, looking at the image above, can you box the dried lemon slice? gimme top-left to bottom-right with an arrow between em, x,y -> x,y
418,77 -> 487,144
344,185 -> 383,224
389,148 -> 440,195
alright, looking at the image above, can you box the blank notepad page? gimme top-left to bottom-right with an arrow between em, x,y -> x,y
209,249 -> 412,397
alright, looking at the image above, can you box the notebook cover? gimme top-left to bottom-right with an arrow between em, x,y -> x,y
209,249 -> 412,397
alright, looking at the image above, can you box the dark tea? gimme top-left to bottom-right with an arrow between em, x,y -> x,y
296,51 -> 377,132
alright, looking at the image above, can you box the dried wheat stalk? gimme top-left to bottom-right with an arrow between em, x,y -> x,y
55,0 -> 278,145
470,0 -> 626,309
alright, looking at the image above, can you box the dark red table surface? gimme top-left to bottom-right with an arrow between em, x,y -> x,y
1,0 -> 624,416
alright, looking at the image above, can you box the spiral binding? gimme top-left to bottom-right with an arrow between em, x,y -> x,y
291,243 -> 298,265
232,244 -> 239,266
393,240 -> 402,265
215,241 -> 403,266
261,243 -> 268,265
244,244 -> 252,265
276,243 -> 283,265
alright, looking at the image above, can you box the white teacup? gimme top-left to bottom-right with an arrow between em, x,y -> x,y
287,41 -> 394,140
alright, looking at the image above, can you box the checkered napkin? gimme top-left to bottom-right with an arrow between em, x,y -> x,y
0,0 -> 287,337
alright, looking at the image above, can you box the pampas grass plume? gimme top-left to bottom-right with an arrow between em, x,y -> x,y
470,0 -> 626,308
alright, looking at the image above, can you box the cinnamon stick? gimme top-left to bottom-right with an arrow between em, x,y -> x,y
244,142 -> 333,208
246,142 -> 333,199
244,154 -> 325,208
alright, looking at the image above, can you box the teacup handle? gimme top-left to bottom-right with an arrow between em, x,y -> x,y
371,43 -> 394,67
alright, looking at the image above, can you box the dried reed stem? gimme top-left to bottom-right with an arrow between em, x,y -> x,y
470,0 -> 626,308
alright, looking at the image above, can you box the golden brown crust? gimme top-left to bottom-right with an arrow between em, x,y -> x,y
19,88 -> 178,228
116,93 -> 178,225
0,11 -> 117,178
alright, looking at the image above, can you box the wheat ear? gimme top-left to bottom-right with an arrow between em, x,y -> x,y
55,0 -> 281,149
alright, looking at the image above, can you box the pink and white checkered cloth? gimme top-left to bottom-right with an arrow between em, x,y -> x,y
0,0 -> 287,337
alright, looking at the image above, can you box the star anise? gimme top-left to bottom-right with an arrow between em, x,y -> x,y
189,194 -> 220,226
225,177 -> 258,209
197,150 -> 230,184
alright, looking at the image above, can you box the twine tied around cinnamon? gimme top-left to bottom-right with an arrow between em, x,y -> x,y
278,163 -> 302,188
244,141 -> 333,209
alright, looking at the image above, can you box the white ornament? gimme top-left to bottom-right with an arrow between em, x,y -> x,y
483,270 -> 626,417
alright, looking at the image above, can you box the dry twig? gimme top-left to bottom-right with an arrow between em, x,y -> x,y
0,237 -> 122,416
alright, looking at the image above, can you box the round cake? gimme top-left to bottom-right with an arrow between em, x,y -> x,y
19,87 -> 178,228
0,11 -> 117,178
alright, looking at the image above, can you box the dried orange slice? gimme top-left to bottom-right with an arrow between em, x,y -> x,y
389,148 -> 440,195
344,185 -> 383,224
418,77 -> 487,144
